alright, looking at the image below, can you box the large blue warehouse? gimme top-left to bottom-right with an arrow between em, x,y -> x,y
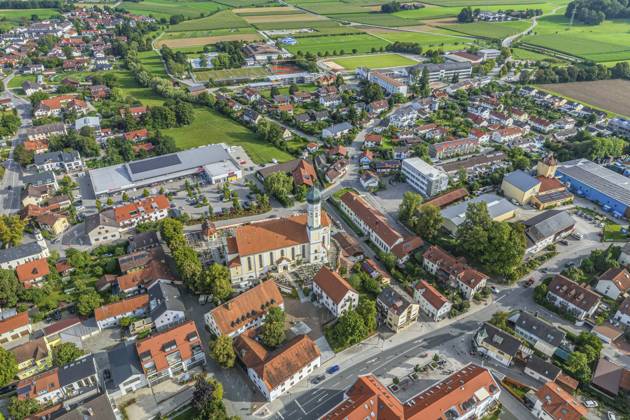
556,158 -> 630,218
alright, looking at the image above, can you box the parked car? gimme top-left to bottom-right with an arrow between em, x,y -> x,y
311,374 -> 325,384
326,365 -> 340,375
491,286 -> 499,294
524,278 -> 534,288
559,240 -> 569,246
583,400 -> 598,408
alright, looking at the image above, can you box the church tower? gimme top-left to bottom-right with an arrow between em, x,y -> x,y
307,186 -> 321,230
537,153 -> 558,178
306,186 -> 327,262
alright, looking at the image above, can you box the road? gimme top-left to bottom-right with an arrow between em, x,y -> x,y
501,5 -> 564,48
0,72 -> 31,214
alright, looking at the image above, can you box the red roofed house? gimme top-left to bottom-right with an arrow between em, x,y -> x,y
530,382 -> 588,420
595,267 -> 630,300
364,133 -> 383,149
120,106 -> 147,119
124,128 -> 149,142
136,321 -> 206,384
322,364 -> 501,420
94,294 -> 149,330
15,258 -> 50,289
234,332 -> 320,401
422,245 -> 488,300
312,266 -> 359,318
413,279 -> 452,321
0,311 -> 31,345
34,95 -> 88,118
113,195 -> 170,230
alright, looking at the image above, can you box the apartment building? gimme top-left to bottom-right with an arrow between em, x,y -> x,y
135,321 -> 206,384
473,322 -> 527,367
546,275 -> 601,320
401,157 -> 449,198
376,286 -> 419,332
34,150 -> 84,173
94,294 -> 149,330
368,71 -> 408,96
113,195 -> 170,230
428,138 -> 479,160
204,281 -> 284,337
413,280 -> 451,321
422,245 -> 488,300
509,311 -> 565,358
312,266 -> 359,318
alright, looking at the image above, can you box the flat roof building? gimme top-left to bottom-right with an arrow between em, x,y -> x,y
441,193 -> 517,234
88,144 -> 240,196
401,157 -> 448,198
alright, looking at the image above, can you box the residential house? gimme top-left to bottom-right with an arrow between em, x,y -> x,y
10,337 -> 52,380
204,281 -> 284,337
123,128 -> 149,142
376,286 -> 419,332
0,311 -> 31,346
491,126 -> 524,143
242,88 -> 260,103
84,210 -> 122,245
428,138 -> 478,160
34,150 -> 83,173
95,341 -> 147,399
242,109 -> 262,125
36,212 -> 70,236
23,81 -> 43,96
120,106 -> 147,119
528,382 -> 588,420
0,236 -> 50,270
524,355 -> 561,384
363,133 -> 382,149
319,94 -> 342,108
359,171 -> 379,190
322,364 -> 501,420
473,322 -> 526,366
26,122 -> 66,141
509,311 -> 565,358
147,279 -> 185,332
413,279 -> 451,321
113,195 -> 170,230
135,321 -> 206,384
128,231 -> 161,253
529,116 -> 554,134
15,257 -> 50,289
322,122 -> 352,139
546,275 -> 601,320
591,358 -> 630,398
422,245 -> 488,300
595,267 -> 630,300
34,95 -> 88,118
613,296 -> 630,327
234,332 -> 320,401
94,294 -> 149,330
368,99 -> 388,115
312,266 -> 359,318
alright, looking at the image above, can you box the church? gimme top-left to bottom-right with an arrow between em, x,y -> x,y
225,187 -> 331,287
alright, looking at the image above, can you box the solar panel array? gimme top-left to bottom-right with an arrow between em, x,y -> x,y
128,155 -> 182,174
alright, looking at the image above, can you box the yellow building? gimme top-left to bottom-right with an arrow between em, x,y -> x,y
537,154 -> 557,178
377,286 -> 419,332
10,337 -> 52,380
501,170 -> 541,205
36,213 -> 69,235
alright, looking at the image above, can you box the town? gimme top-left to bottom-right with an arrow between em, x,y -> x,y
0,0 -> 629,420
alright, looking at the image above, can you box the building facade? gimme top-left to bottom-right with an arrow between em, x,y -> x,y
401,157 -> 449,197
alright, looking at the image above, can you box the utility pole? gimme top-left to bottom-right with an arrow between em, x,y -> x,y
569,7 -> 576,26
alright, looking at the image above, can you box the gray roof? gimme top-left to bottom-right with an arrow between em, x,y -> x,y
524,210 -> 575,245
56,394 -> 116,420
84,209 -> 118,234
34,150 -> 80,166
325,122 -> 352,134
526,355 -> 561,381
23,171 -> 56,186
0,241 -> 44,264
377,286 -> 413,315
503,170 -> 540,192
441,193 -> 517,228
57,354 -> 96,386
477,322 -> 521,356
412,61 -> 472,73
128,231 -> 160,253
512,311 -> 565,347
25,122 -> 66,137
88,144 -> 235,195
148,280 -> 185,321
95,341 -> 143,392
558,159 -> 630,207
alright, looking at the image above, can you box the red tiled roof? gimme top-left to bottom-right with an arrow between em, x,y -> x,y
537,176 -> 565,193
124,128 -> 149,141
291,160 -> 317,187
113,195 -> 169,224
340,191 -> 402,248
43,316 -> 81,336
415,280 -> 449,310
15,258 -> 50,284
598,267 -> 630,292
313,266 -> 356,304
17,369 -> 60,400
534,382 -> 587,420
94,294 -> 148,321
423,188 -> 469,209
0,311 -> 30,335
39,95 -> 86,111
136,321 -> 201,372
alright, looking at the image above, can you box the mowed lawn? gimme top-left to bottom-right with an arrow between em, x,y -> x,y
285,34 -> 389,55
523,16 -> 630,62
162,107 -> 293,164
331,53 -> 417,69
194,66 -> 270,82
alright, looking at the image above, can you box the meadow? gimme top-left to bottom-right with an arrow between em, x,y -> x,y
193,66 -> 270,82
121,0 -> 224,19
284,33 -> 389,54
373,30 -> 475,50
162,107 -> 293,164
166,10 -> 250,31
537,80 -> 630,117
0,8 -> 60,29
440,20 -> 530,39
330,53 -> 417,69
138,50 -> 168,78
421,0 -> 547,5
330,12 -> 422,26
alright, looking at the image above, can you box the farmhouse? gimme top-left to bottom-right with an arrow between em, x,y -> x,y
312,266 -> 359,318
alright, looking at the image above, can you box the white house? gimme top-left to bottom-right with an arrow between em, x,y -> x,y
94,294 -> 148,330
147,279 -> 186,332
322,122 -> 352,139
595,267 -> 630,300
547,275 -> 600,321
413,280 -> 451,321
0,234 -> 49,270
312,266 -> 359,318
614,296 -> 630,327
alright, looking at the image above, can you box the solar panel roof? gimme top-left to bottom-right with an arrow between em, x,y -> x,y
128,154 -> 182,174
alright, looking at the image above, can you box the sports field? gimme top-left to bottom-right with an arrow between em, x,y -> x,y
330,53 -> 417,70
284,33 -> 389,55
521,15 -> 630,62
537,80 -> 630,117
194,66 -> 270,82
162,107 -> 292,164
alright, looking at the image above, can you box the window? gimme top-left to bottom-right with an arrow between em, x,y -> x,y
291,247 -> 295,259
247,257 -> 252,271
259,255 -> 263,267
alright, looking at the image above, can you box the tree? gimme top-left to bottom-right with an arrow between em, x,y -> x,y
264,171 -> 293,206
211,335 -> 236,368
356,297 -> 377,332
481,222 -> 526,279
173,246 -> 203,289
52,342 -> 84,367
456,202 -> 492,262
191,375 -> 233,419
0,347 -> 17,387
199,263 -> 232,301
76,290 -> 103,316
0,215 -> 26,248
458,6 -> 474,22
489,311 -> 511,332
0,269 -> 21,307
399,191 -> 422,225
8,397 -> 40,420
29,91 -> 49,107
13,144 -> 33,167
565,351 -> 591,383
260,306 -> 285,348
414,204 -> 443,241
160,218 -> 184,246
333,310 -> 367,348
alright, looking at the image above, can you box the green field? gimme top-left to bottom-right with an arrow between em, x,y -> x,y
297,1 -> 372,14
0,8 -> 61,29
285,33 -> 389,54
166,10 -> 250,31
331,12 -> 422,26
121,0 -> 224,19
252,19 -> 340,30
138,50 -> 168,78
376,30 -> 474,50
7,74 -> 37,89
521,16 -> 630,62
422,0 -> 547,5
162,106 -> 292,164
213,0 -> 274,6
331,53 -> 417,69
511,47 -> 560,61
194,66 -> 270,82
162,27 -> 257,39
440,20 -> 530,39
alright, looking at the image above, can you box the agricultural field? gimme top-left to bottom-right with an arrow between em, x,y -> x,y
213,0 -> 274,6
162,106 -> 293,164
121,0 -> 224,19
243,13 -> 327,24
521,15 -> 630,62
158,32 -> 262,50
330,53 -> 418,70
193,66 -> 270,82
252,19 -> 340,30
538,80 -> 630,118
511,47 -> 560,61
138,50 -> 168,78
284,33 -> 389,55
440,20 -> 530,39
165,10 -> 250,31
372,29 -> 475,50
330,13 -> 422,26
421,0 -> 548,5
0,8 -> 60,29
